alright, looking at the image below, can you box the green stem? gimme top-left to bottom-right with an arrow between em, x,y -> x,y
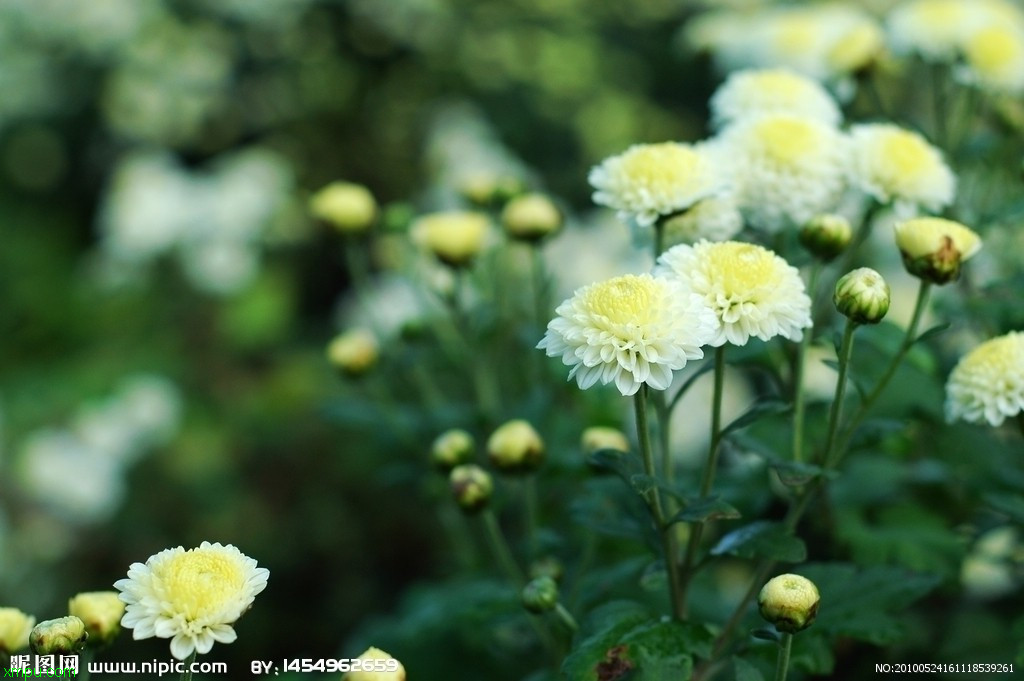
820,320 -> 858,468
835,280 -> 931,460
78,649 -> 94,681
792,265 -> 822,463
554,603 -> 579,632
1017,412 -> 1024,440
530,244 -> 548,334
523,476 -> 540,560
653,221 -> 666,261
678,346 -> 727,617
653,390 -> 673,489
774,633 -> 794,681
450,269 -> 502,423
180,650 -> 197,681
482,510 -> 526,586
634,387 -> 684,620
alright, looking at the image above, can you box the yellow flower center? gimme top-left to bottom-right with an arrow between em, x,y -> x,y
774,15 -> 817,57
828,23 -> 883,72
581,275 -> 657,326
619,143 -> 703,192
881,129 -> 932,177
960,334 -> 1023,376
160,549 -> 246,619
747,71 -> 811,101
966,26 -> 1021,75
916,0 -> 965,31
752,117 -> 819,164
705,242 -> 783,296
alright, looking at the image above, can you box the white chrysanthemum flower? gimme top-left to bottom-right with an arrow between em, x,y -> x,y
710,68 -> 842,129
959,24 -> 1024,94
887,0 -> 1024,61
848,123 -> 955,215
717,113 -> 848,233
588,142 -> 725,227
115,542 -> 269,660
538,274 -> 719,396
946,331 -> 1024,426
661,196 -> 743,247
656,240 -> 812,347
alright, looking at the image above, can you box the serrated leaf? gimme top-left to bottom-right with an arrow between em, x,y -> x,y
733,656 -> 766,681
722,400 -> 791,437
710,521 -> 807,562
666,497 -> 742,524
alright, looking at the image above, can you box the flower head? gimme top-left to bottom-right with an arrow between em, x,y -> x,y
759,574 -> 820,633
656,241 -> 812,347
946,331 -> 1024,426
660,196 -> 743,248
487,420 -> 544,473
309,182 -> 377,234
848,123 -> 955,215
501,193 -> 563,242
345,647 -> 406,680
0,608 -> 34,653
588,142 -> 724,227
538,274 -> 719,396
69,591 -> 125,647
411,211 -> 490,267
717,113 -> 848,232
709,68 -> 841,129
894,217 -> 981,284
834,268 -> 890,325
580,426 -> 630,454
114,541 -> 269,660
961,25 -> 1024,94
30,617 -> 87,656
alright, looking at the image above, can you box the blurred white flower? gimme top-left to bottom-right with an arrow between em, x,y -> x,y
946,331 -> 1024,427
709,68 -> 842,129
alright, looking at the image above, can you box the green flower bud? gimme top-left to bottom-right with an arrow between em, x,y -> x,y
29,616 -> 88,656
894,217 -> 981,284
758,574 -> 820,633
326,328 -> 379,376
834,267 -> 890,325
501,193 -> 563,242
309,182 -> 377,234
0,608 -> 35,653
449,464 -> 493,513
431,429 -> 475,471
529,556 -> 565,583
459,174 -> 525,208
580,426 -> 630,455
800,214 -> 852,262
521,576 -> 560,614
68,591 -> 125,648
487,419 -> 545,473
411,211 -> 490,268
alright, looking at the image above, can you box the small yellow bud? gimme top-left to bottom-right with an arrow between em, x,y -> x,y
68,591 -> 125,648
501,193 -> 563,242
0,608 -> 34,653
459,174 -> 525,207
758,574 -> 820,633
521,576 -> 560,613
487,419 -> 545,473
580,426 -> 630,455
834,267 -> 890,325
894,217 -> 981,284
344,646 -> 406,680
29,616 -> 88,656
800,214 -> 852,262
449,464 -> 493,513
327,329 -> 379,375
529,556 -> 565,582
411,211 -> 490,267
310,182 -> 378,234
431,429 -> 475,471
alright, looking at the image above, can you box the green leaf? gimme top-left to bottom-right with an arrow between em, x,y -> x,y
629,474 -> 656,497
587,448 -> 642,480
914,322 -> 952,344
710,521 -> 807,562
750,628 -> 780,642
798,562 -> 942,646
721,399 -> 791,438
984,492 -> 1024,524
835,505 -> 965,578
769,460 -> 834,487
666,497 -> 742,525
732,656 -> 766,681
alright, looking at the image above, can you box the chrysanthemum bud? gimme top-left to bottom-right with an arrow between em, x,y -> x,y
431,429 -> 475,471
344,646 -> 406,680
411,211 -> 490,267
894,217 -> 981,284
834,267 -> 890,325
309,182 -> 377,234
501,193 -> 563,242
327,329 -> 379,375
580,426 -> 630,454
800,214 -> 852,261
459,175 -> 525,208
521,576 -> 560,614
0,608 -> 34,653
449,464 -> 493,513
487,419 -> 544,473
68,592 -> 124,648
529,556 -> 565,583
758,574 -> 820,633
30,616 -> 88,656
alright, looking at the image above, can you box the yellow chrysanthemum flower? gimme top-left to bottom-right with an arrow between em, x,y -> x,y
538,274 -> 719,396
114,542 -> 269,660
962,25 -> 1024,94
410,211 -> 490,267
656,241 -> 812,347
946,332 -> 1024,426
848,124 -> 955,214
588,142 -> 725,227
309,182 -> 377,234
69,591 -> 126,647
709,68 -> 841,129
0,608 -> 35,653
